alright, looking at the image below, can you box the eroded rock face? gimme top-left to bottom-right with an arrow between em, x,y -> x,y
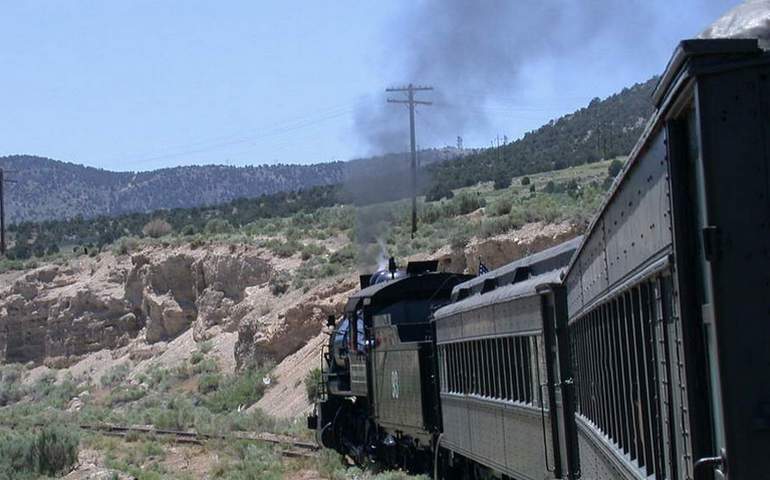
0,264 -> 139,365
235,280 -> 355,367
124,250 -> 271,343
0,248 -> 272,366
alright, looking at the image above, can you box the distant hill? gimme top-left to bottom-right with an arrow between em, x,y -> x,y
0,156 -> 344,224
0,148 -> 465,224
1,76 -> 656,224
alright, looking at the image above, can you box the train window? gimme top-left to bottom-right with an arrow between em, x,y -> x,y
491,338 -> 499,399
461,342 -> 471,393
479,339 -> 485,397
450,343 -> 457,393
475,340 -> 481,396
480,339 -> 488,397
509,337 -> 519,401
503,337 -> 512,401
488,339 -> 494,398
444,344 -> 455,392
440,345 -> 447,393
497,338 -> 505,399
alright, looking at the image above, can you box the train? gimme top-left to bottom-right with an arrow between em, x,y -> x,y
307,38 -> 770,480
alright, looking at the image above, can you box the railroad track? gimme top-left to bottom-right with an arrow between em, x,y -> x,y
3,422 -> 319,458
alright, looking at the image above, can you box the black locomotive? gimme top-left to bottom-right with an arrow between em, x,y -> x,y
309,38 -> 770,480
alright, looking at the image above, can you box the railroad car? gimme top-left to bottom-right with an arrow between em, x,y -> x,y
309,37 -> 770,480
564,37 -> 770,480
432,238 -> 581,479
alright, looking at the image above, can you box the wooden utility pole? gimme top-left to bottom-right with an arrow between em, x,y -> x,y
0,169 -> 5,255
386,84 -> 433,239
0,169 -> 16,256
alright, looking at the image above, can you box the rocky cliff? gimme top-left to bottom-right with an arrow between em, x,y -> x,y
0,245 -> 343,369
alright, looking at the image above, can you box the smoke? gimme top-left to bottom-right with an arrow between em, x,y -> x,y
355,0 -> 663,154
347,0 -> 726,271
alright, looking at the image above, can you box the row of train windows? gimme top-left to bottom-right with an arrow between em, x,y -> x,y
570,277 -> 670,479
437,335 -> 539,405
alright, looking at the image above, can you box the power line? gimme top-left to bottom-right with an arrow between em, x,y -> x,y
103,98 -> 368,168
386,84 -> 433,239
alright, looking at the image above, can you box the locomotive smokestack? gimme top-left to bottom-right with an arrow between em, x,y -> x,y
388,256 -> 397,278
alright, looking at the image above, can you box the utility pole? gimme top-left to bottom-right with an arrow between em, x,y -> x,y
386,84 -> 432,239
0,169 -> 16,256
0,169 -> 4,255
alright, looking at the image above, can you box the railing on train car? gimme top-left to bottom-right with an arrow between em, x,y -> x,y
570,272 -> 674,479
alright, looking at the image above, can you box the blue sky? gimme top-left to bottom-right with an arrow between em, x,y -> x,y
0,1 -> 738,171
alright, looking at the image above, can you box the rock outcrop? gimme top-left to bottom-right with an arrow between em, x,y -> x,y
0,262 -> 138,365
0,247 -> 272,366
235,279 -> 356,368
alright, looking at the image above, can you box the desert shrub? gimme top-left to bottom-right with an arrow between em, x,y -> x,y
212,443 -> 283,480
198,373 -> 221,394
491,197 -> 513,216
34,424 -> 79,476
509,208 -> 528,228
202,367 -> 269,414
529,184 -> 536,193
142,219 -> 172,238
419,203 -> 444,224
192,358 -> 220,375
0,425 -> 79,478
198,340 -> 214,354
268,271 -> 291,296
190,351 -> 205,365
300,243 -> 327,261
181,224 -> 197,236
425,183 -> 454,202
0,365 -> 24,406
304,368 -> 321,403
189,237 -> 205,249
205,218 -> 233,235
450,231 -> 471,250
543,180 -> 556,194
107,386 -> 146,406
520,176 -> 531,186
452,192 -> 486,215
143,396 -> 197,431
274,240 -> 300,258
100,363 -> 131,388
329,244 -> 356,267
31,373 -> 78,408
480,217 -> 514,238
493,173 -> 511,190
113,236 -> 139,256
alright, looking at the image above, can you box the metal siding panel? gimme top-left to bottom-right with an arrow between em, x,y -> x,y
566,258 -> 584,317
604,131 -> 672,286
577,220 -> 609,312
373,348 -> 425,430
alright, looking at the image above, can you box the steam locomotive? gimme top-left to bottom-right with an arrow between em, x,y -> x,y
308,38 -> 770,479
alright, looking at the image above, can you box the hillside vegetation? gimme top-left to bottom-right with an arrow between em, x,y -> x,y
427,78 -> 655,192
2,159 -> 623,274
